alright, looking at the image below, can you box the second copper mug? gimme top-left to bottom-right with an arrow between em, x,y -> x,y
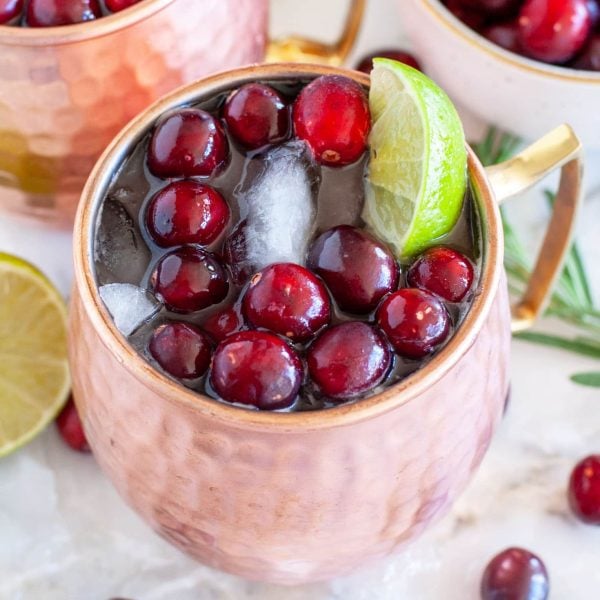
0,0 -> 364,227
69,64 -> 582,584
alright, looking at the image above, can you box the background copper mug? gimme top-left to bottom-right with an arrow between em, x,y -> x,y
0,0 -> 365,227
68,64 -> 582,584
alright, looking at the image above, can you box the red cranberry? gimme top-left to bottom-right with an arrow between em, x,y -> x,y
484,21 -> 523,53
202,306 -> 243,342
307,322 -> 391,400
308,225 -> 399,314
150,246 -> 229,313
481,547 -> 550,600
444,0 -> 488,30
210,331 -> 303,410
145,180 -> 230,248
148,108 -> 229,179
355,48 -> 421,73
292,75 -> 370,167
25,0 -> 101,26
568,454 -> 600,524
571,34 -> 600,69
149,321 -> 212,379
0,0 -> 22,23
56,397 -> 90,453
407,246 -> 474,302
518,0 -> 592,63
223,83 -> 290,150
376,288 -> 451,359
242,263 -> 330,342
456,0 -> 521,18
105,0 -> 141,12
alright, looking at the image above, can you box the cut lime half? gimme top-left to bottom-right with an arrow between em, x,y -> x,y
363,58 -> 468,259
0,253 -> 70,457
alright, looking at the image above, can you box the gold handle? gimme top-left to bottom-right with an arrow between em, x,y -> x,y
266,0 -> 366,65
486,125 -> 584,332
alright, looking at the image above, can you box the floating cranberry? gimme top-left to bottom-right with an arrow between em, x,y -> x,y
149,321 -> 212,379
56,397 -> 90,453
571,34 -> 600,69
308,225 -> 398,314
223,83 -> 290,150
242,263 -> 330,342
210,331 -> 303,410
0,0 -> 22,23
518,0 -> 592,63
145,180 -> 230,248
148,108 -> 229,178
568,454 -> 600,524
481,547 -> 550,600
484,21 -> 523,53
355,48 -> 421,73
293,75 -> 370,167
307,322 -> 391,400
150,246 -> 229,313
376,288 -> 451,359
105,0 -> 141,11
25,0 -> 101,26
407,246 -> 474,302
202,306 -> 243,342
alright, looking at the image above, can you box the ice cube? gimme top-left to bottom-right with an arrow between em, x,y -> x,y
99,284 -> 160,336
233,141 -> 319,277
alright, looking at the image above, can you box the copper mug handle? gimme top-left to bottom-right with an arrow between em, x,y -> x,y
266,0 -> 366,65
486,125 -> 584,333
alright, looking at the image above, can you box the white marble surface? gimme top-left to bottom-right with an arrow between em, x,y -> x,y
1,1 -> 599,598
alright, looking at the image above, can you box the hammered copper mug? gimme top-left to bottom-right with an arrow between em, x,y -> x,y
0,0 -> 365,227
68,64 -> 582,584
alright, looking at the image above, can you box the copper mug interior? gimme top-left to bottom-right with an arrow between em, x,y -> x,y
68,64 -> 581,584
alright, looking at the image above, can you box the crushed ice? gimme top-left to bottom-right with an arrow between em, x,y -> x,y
99,284 -> 160,336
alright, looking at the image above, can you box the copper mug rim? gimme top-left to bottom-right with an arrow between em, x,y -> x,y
72,63 -> 504,432
0,0 -> 172,46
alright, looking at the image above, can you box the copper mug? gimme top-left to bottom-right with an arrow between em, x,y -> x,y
68,64 -> 582,584
0,0 -> 365,227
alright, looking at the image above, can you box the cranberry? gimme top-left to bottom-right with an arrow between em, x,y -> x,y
518,0 -> 592,63
292,75 -> 370,167
25,0 -> 101,26
148,108 -> 229,179
150,246 -> 229,313
105,0 -> 141,12
202,306 -> 243,342
444,0 -> 488,30
484,21 -> 523,53
145,180 -> 230,248
242,263 -> 330,342
481,547 -> 550,600
210,331 -> 303,410
0,0 -> 22,23
407,246 -> 474,302
376,288 -> 451,359
568,454 -> 600,524
457,0 -> 521,18
56,397 -> 90,453
355,48 -> 421,73
223,83 -> 290,150
571,34 -> 600,69
308,225 -> 399,314
307,322 -> 391,400
149,321 -> 212,379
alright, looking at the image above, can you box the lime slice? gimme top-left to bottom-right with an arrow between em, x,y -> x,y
0,253 -> 70,457
363,58 -> 467,259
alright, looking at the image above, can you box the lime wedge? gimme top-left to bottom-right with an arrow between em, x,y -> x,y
0,253 -> 70,457
363,58 -> 467,259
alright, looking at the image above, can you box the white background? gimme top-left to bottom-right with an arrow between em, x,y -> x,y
0,0 -> 599,598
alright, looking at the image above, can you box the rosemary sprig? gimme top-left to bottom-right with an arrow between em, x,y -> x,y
472,127 -> 600,388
